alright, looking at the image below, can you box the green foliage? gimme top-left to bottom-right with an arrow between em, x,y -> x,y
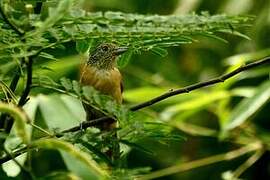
0,103 -> 30,144
0,0 -> 269,180
58,77 -> 132,122
223,81 -> 270,131
0,1 -> 253,61
32,138 -> 108,178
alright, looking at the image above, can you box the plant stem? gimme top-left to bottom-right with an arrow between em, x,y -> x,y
18,57 -> 33,106
232,149 -> 264,179
136,142 -> 262,180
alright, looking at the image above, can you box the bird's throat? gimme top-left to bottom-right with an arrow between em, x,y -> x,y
88,56 -> 116,70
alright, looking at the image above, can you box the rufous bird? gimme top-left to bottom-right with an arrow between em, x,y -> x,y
80,43 -> 127,130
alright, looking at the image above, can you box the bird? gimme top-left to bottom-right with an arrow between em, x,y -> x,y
79,43 -> 128,130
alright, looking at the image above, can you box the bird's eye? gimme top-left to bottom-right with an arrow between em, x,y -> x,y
102,45 -> 109,51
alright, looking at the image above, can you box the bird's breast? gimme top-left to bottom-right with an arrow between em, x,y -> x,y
80,65 -> 122,103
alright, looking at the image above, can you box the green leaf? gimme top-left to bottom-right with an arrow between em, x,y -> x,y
31,0 -> 74,36
123,86 -> 204,105
117,50 -> 133,68
123,87 -> 169,103
60,77 -> 72,91
120,140 -> 154,155
82,86 -> 95,102
225,49 -> 270,66
39,52 -> 58,61
32,138 -> 108,179
150,47 -> 168,57
69,8 -> 86,18
161,91 -> 230,121
38,171 -> 81,180
34,55 -> 81,81
2,153 -> 26,177
218,29 -> 251,40
77,139 -> 112,165
72,80 -> 82,95
200,33 -> 228,43
76,39 -> 90,54
223,81 -> 270,130
37,94 -> 83,130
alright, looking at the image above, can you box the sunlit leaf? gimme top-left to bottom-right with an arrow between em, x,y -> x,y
150,47 -> 168,57
123,87 -> 170,103
161,91 -> 230,121
76,39 -> 90,54
30,0 -> 74,35
37,94 -> 82,130
32,138 -> 108,179
224,81 -> 270,130
60,77 -> 73,91
2,153 -> 27,177
39,52 -> 58,61
72,80 -> 82,96
218,29 -> 251,40
117,50 -> 133,68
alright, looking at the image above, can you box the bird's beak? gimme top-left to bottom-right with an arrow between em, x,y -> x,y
114,47 -> 128,55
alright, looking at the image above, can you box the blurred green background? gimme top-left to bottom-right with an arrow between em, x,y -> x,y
35,0 -> 270,179
2,0 -> 270,179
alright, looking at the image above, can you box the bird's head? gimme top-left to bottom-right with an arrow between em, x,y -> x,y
87,43 -> 128,69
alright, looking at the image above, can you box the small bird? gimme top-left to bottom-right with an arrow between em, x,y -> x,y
80,43 -> 127,130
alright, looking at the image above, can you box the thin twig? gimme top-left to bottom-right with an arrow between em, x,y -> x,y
62,56 -> 270,133
232,149 -> 264,178
30,122 -> 54,137
2,147 -> 31,175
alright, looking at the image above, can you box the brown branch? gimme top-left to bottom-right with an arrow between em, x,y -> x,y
18,57 -> 33,106
61,56 -> 270,133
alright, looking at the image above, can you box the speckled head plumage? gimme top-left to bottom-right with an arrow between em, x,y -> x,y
87,43 -> 128,70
